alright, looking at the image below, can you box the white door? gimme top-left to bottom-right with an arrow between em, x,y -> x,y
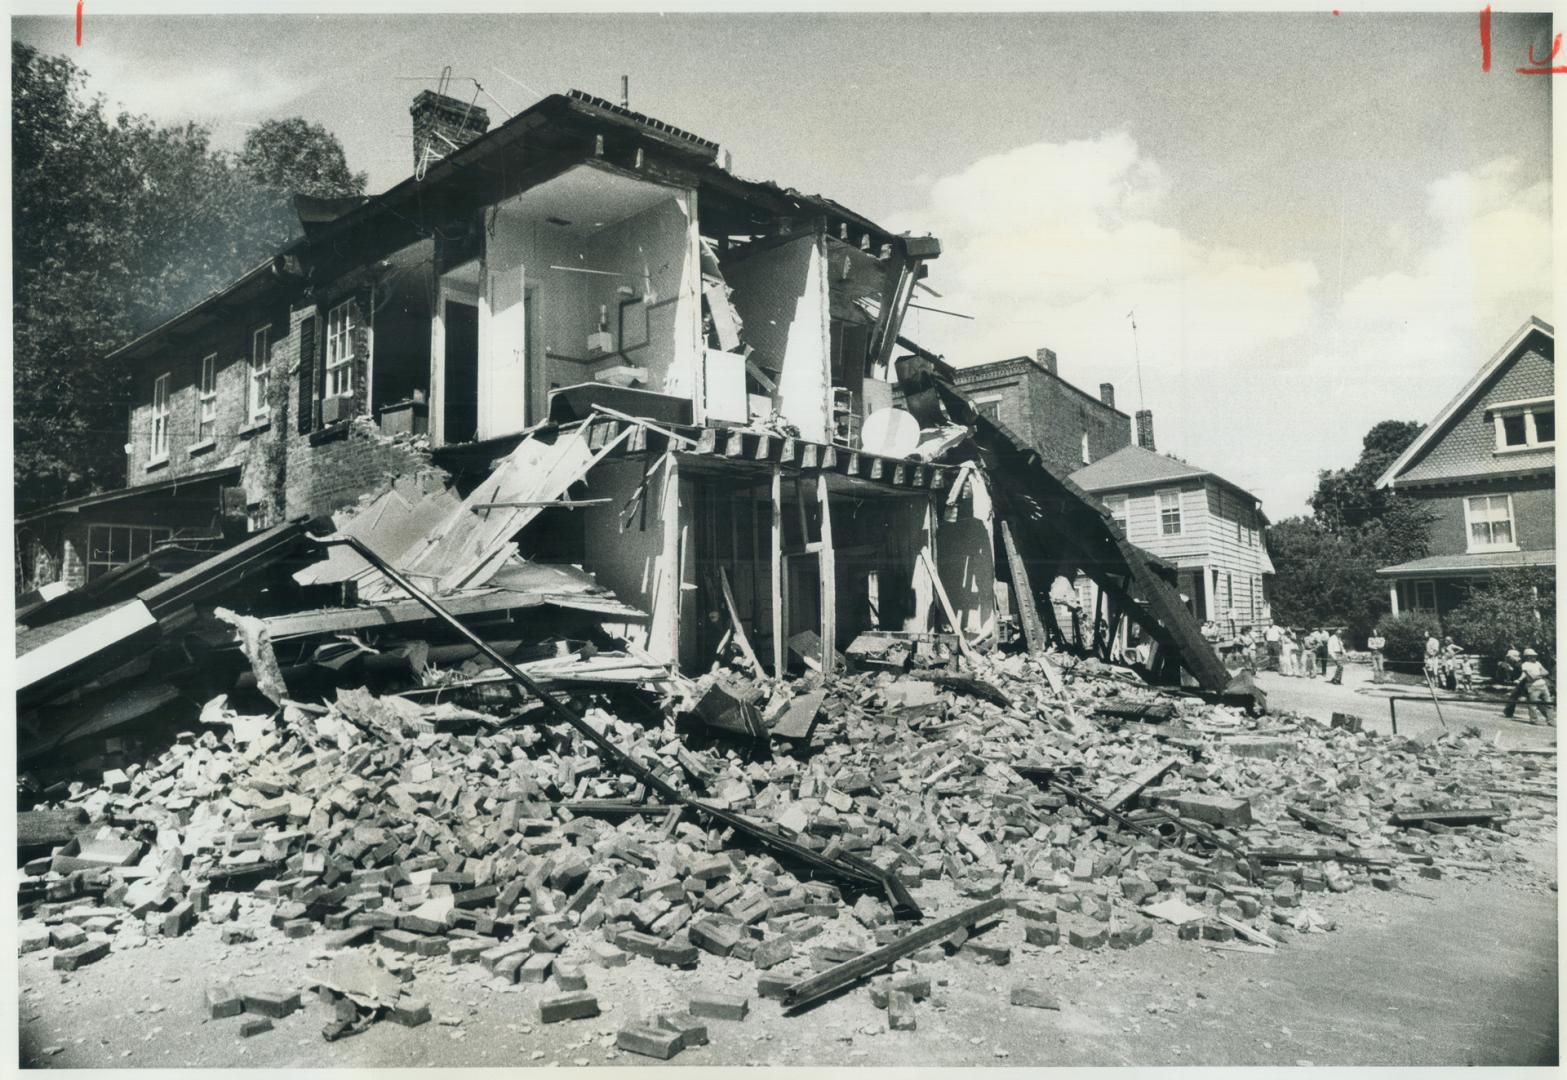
480,264 -> 528,439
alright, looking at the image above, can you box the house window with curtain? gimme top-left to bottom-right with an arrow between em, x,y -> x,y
197,354 -> 217,442
249,327 -> 271,419
1465,494 -> 1517,552
325,301 -> 355,398
150,373 -> 170,462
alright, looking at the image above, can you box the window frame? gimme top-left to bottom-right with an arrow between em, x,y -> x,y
1464,492 -> 1519,553
1080,430 -> 1091,465
1102,493 -> 1127,534
196,353 -> 218,443
324,301 -> 356,399
1157,487 -> 1183,535
150,372 -> 171,462
1412,579 -> 1438,613
1490,397 -> 1555,453
249,326 -> 272,420
85,523 -> 174,581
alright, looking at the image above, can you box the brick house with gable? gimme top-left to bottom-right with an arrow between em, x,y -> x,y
1374,316 -> 1555,622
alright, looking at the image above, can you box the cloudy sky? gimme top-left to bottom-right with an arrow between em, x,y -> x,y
12,9 -> 1554,517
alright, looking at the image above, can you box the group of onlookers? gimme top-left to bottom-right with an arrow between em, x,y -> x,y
1266,625 -> 1347,684
1197,618 -> 1553,724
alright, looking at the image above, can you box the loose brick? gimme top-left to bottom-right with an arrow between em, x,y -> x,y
887,989 -> 917,1031
965,940 -> 1011,965
756,972 -> 794,1000
553,963 -> 587,992
206,984 -> 244,1019
242,989 -> 302,1019
1024,923 -> 1060,948
52,939 -> 110,971
655,1011 -> 710,1048
539,992 -> 600,1024
391,996 -> 431,1027
690,916 -> 743,957
50,923 -> 87,949
240,1019 -> 273,1038
616,1024 -> 684,1059
589,941 -> 628,968
516,953 -> 554,984
752,937 -> 793,970
1066,923 -> 1107,951
688,992 -> 748,1020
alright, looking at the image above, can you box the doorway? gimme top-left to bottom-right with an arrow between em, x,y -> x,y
443,300 -> 479,444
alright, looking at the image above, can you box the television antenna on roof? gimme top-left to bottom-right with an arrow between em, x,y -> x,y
1127,309 -> 1146,413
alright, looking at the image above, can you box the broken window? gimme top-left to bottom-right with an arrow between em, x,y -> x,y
151,373 -> 171,461
250,327 -> 271,420
198,353 -> 218,442
86,523 -> 172,581
1158,489 -> 1182,535
975,399 -> 1001,422
1465,494 -> 1515,551
325,301 -> 355,398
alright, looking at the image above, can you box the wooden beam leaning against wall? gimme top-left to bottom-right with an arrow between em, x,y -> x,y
866,235 -> 941,381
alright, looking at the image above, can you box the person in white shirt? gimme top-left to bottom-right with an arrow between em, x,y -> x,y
1366,630 -> 1386,683
1279,628 -> 1298,677
1264,623 -> 1283,673
1519,648 -> 1554,725
1327,628 -> 1346,684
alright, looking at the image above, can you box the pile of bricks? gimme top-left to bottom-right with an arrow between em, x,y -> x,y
15,648 -> 1556,1056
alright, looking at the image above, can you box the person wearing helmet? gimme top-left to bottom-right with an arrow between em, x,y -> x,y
1518,648 -> 1554,725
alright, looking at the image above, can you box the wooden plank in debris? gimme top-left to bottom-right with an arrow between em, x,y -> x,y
716,567 -> 762,675
1389,807 -> 1507,828
1105,755 -> 1182,812
771,466 -> 785,678
781,897 -> 1006,1011
918,549 -> 977,663
768,687 -> 826,742
17,600 -> 160,705
817,473 -> 836,675
17,808 -> 88,851
998,519 -> 1046,656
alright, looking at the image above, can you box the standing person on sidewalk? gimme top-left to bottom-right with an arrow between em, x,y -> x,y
1300,628 -> 1318,678
1366,629 -> 1386,683
1499,648 -> 1527,718
1264,622 -> 1283,673
1280,628 -> 1298,677
1327,627 -> 1346,684
1519,648 -> 1555,725
1424,631 -> 1443,685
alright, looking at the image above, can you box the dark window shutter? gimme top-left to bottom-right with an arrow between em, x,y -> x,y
297,315 -> 317,434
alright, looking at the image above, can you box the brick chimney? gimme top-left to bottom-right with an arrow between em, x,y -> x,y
1135,409 -> 1155,451
1099,382 -> 1116,410
1035,348 -> 1058,377
411,90 -> 491,169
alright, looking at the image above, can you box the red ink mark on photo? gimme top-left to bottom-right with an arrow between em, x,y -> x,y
1332,9 -> 1340,16
75,0 -> 83,46
1480,5 -> 1491,70
1516,31 -> 1567,74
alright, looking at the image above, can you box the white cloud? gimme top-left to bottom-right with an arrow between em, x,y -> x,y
80,48 -> 311,143
892,132 -> 1321,378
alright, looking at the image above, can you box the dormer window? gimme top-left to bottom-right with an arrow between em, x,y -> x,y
1490,397 -> 1554,452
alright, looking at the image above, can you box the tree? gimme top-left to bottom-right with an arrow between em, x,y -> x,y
1308,419 -> 1424,530
1268,419 -> 1437,643
1265,517 -> 1388,640
12,43 -> 340,510
238,117 -> 366,198
1444,568 -> 1556,662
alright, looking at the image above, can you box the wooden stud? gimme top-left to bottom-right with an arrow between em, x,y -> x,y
817,472 -> 836,675
771,466 -> 784,678
999,519 -> 1046,656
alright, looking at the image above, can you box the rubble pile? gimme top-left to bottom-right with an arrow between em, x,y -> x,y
16,650 -> 1555,1058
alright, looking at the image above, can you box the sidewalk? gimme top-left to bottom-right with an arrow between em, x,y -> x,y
1254,664 -> 1558,748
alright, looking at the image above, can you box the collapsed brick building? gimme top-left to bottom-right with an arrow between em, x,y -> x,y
16,87 -> 1241,704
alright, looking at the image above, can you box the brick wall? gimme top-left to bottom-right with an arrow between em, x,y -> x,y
284,417 -> 434,520
1411,478 -> 1555,557
955,359 -> 1132,476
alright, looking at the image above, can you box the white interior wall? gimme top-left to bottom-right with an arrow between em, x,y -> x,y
580,456 -> 680,663
724,235 -> 830,441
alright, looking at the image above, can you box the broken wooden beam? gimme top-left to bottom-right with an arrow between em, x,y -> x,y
1389,807 -> 1507,828
780,897 -> 1005,1012
1104,755 -> 1181,813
